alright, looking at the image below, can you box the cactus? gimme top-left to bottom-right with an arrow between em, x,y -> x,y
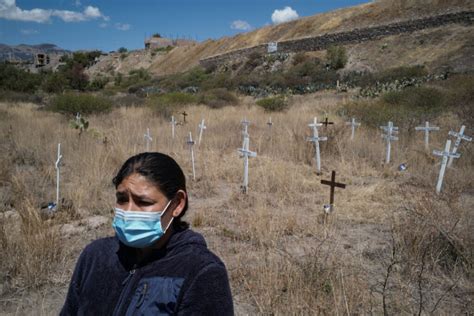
69,113 -> 89,136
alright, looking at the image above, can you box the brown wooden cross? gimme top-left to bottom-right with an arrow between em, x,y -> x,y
181,111 -> 188,123
321,117 -> 334,128
321,170 -> 346,207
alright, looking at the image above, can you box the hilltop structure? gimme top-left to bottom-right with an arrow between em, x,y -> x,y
144,34 -> 196,50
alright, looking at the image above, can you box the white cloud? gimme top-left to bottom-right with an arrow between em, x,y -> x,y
230,20 -> 252,31
99,22 -> 108,28
20,29 -> 38,35
115,23 -> 131,31
73,0 -> 81,7
271,6 -> 299,25
0,0 -> 108,23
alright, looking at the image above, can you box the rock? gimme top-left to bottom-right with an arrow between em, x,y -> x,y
82,215 -> 109,230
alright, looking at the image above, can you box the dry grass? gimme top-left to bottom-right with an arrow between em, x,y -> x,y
0,93 -> 472,314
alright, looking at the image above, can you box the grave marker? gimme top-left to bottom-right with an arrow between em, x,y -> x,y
171,116 -> 177,139
198,119 -> 206,145
415,121 -> 439,150
321,170 -> 346,213
186,132 -> 196,181
267,117 -> 273,129
380,121 -> 399,164
433,140 -> 460,193
55,143 -> 63,208
144,128 -> 152,151
321,117 -> 334,128
238,134 -> 257,194
307,117 -> 327,174
181,111 -> 188,124
346,118 -> 361,140
447,125 -> 472,167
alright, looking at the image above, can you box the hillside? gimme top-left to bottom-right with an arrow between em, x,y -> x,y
0,43 -> 70,63
87,0 -> 474,78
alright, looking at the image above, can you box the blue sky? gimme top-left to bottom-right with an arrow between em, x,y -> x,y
1,0 -> 369,52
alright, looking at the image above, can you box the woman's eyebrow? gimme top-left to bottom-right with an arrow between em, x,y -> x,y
130,192 -> 155,201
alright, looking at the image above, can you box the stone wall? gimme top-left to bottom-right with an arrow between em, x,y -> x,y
199,10 -> 473,68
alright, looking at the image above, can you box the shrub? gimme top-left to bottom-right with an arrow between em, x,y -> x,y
292,52 -> 309,66
0,63 -> 42,92
342,86 -> 446,129
118,47 -> 128,53
256,95 -> 288,112
88,76 -> 109,91
48,93 -> 112,115
147,92 -> 197,117
42,71 -> 67,93
198,88 -> 238,109
0,90 -> 43,104
326,45 -> 347,70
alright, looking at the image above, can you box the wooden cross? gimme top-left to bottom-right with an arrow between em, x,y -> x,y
346,118 -> 361,140
320,170 -> 346,213
415,121 -> 439,150
186,132 -> 196,181
144,128 -> 152,151
238,134 -> 257,194
170,116 -> 177,139
181,111 -> 188,124
307,117 -> 327,174
321,117 -> 334,128
447,125 -> 471,167
55,143 -> 63,208
198,119 -> 206,145
433,140 -> 460,193
380,121 -> 399,164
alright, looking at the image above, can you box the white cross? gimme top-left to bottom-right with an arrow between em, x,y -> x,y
170,116 -> 176,139
55,143 -> 63,208
198,119 -> 206,145
267,117 -> 273,128
447,125 -> 471,167
346,118 -> 361,140
238,134 -> 257,193
144,128 -> 152,151
380,121 -> 399,164
241,118 -> 250,135
187,132 -> 196,181
433,139 -> 460,193
415,121 -> 439,150
306,117 -> 327,174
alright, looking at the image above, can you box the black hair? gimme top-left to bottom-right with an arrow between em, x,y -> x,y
113,152 -> 189,230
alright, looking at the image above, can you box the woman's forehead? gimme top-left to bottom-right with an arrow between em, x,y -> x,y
117,174 -> 164,196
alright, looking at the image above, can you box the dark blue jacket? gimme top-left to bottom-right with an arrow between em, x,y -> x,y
61,229 -> 234,315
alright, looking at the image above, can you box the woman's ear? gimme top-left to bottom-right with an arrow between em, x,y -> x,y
172,190 -> 187,217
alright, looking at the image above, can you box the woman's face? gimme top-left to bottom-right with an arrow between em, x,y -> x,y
115,173 -> 169,213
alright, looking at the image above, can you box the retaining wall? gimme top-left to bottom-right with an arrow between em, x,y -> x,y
199,11 -> 473,68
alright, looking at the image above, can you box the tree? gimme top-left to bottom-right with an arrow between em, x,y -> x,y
326,45 -> 348,70
118,47 -> 128,53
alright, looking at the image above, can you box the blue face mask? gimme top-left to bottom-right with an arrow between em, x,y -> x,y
112,200 -> 173,248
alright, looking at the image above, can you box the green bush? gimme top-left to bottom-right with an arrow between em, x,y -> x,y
326,45 -> 347,70
256,95 -> 288,112
342,86 -> 446,129
48,93 -> 112,115
0,63 -> 42,92
0,90 -> 43,104
198,88 -> 238,109
147,92 -> 197,117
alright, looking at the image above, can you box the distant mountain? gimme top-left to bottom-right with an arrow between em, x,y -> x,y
0,43 -> 70,63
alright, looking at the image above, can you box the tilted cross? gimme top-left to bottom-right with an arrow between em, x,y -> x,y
55,143 -> 63,208
238,134 -> 257,194
346,118 -> 361,140
307,117 -> 327,174
170,116 -> 177,139
198,119 -> 206,145
186,132 -> 196,181
144,128 -> 153,151
415,121 -> 439,150
433,140 -> 460,193
447,125 -> 471,167
321,170 -> 346,213
380,121 -> 399,164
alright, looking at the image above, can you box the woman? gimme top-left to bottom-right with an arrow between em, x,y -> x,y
61,152 -> 234,315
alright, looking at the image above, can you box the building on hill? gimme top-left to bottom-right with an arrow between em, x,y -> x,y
144,35 -> 196,49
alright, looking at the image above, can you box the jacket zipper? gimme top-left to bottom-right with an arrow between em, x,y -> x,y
113,267 -> 136,316
131,282 -> 148,316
